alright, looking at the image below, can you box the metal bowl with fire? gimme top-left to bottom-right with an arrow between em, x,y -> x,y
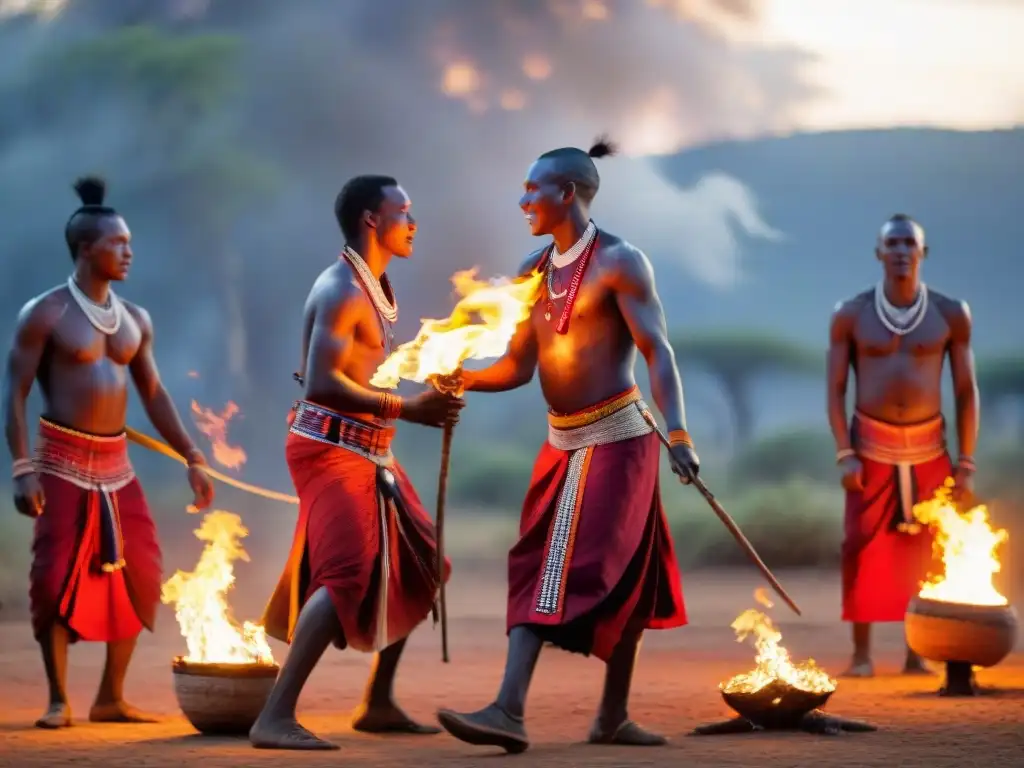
162,510 -> 279,735
693,590 -> 876,737
904,481 -> 1018,696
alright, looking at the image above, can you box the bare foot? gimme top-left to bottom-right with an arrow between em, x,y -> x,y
351,702 -> 441,734
839,660 -> 874,678
35,702 -> 72,729
249,716 -> 340,750
437,703 -> 529,754
588,719 -> 667,746
88,701 -> 161,723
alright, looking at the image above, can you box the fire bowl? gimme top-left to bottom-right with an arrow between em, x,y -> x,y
721,679 -> 834,730
171,657 -> 280,735
905,596 -> 1018,669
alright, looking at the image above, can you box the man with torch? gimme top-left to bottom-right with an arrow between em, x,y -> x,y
430,139 -> 698,752
249,175 -> 462,750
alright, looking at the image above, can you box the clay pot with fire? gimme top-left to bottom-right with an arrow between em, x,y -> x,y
905,596 -> 1018,669
173,658 -> 279,735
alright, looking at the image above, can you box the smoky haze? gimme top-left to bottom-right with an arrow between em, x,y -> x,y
0,0 -> 814,494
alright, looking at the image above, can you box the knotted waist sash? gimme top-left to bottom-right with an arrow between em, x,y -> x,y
852,410 -> 947,526
536,386 -> 654,616
35,418 -> 135,572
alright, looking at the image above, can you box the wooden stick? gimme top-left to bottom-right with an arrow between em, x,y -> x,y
638,408 -> 803,617
124,426 -> 299,505
435,418 -> 454,663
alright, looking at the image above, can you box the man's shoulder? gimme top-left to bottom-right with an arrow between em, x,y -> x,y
119,297 -> 152,328
928,286 -> 970,319
309,261 -> 368,317
832,289 -> 873,318
518,246 -> 549,276
16,285 -> 70,328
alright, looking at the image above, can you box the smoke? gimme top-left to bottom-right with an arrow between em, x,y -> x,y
0,0 -> 817,476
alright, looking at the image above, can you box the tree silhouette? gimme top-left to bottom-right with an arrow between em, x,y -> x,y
671,330 -> 821,445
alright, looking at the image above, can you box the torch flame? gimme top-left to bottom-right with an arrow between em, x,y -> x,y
160,510 -> 274,665
913,478 -> 1009,607
370,267 -> 544,389
190,400 -> 247,470
721,592 -> 836,695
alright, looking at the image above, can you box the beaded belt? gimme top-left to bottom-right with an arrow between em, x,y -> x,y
288,400 -> 395,466
547,394 -> 653,452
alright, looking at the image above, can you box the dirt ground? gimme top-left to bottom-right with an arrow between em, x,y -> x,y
1,564 -> 1022,768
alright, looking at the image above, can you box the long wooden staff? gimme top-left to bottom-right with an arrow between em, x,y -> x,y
125,426 -> 299,505
435,417 -> 454,663
638,408 -> 803,617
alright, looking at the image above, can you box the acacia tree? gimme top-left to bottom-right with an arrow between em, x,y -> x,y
671,330 -> 821,446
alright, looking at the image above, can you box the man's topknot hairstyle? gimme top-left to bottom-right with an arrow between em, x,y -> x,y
64,175 -> 119,261
537,134 -> 618,203
334,174 -> 399,243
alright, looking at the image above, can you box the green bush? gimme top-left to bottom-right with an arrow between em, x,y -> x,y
449,442 -> 536,511
666,478 -> 843,569
728,428 -> 839,488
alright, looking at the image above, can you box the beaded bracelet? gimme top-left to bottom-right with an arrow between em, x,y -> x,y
378,392 -> 403,421
668,429 -> 693,448
835,448 -> 856,464
957,455 -> 976,473
11,458 -> 34,479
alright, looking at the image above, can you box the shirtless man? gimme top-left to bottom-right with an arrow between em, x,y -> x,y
250,174 -> 463,750
435,140 -> 697,752
828,213 -> 979,677
3,176 -> 215,728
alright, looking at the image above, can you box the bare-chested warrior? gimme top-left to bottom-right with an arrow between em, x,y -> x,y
434,139 -> 697,752
828,213 -> 979,677
3,176 -> 215,728
250,175 -> 463,749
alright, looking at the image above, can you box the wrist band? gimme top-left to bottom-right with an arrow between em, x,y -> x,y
12,458 -> 34,479
668,429 -> 693,448
836,448 -> 856,464
185,449 -> 207,468
378,392 -> 403,421
957,455 -> 976,472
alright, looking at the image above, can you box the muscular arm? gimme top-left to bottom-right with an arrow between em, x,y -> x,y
827,302 -> 856,453
3,299 -> 56,461
611,247 -> 687,433
304,278 -> 396,415
946,300 -> 979,460
463,253 -> 542,393
127,305 -> 204,462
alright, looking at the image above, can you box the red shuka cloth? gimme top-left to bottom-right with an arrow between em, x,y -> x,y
263,410 -> 449,653
507,389 -> 687,662
842,412 -> 950,623
29,419 -> 162,643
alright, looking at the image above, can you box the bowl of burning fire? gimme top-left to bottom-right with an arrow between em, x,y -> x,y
172,657 -> 280,735
721,679 -> 834,730
905,596 -> 1018,668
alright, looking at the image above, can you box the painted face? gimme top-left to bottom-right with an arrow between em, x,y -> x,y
82,216 -> 132,281
876,218 -> 926,280
519,158 -> 571,237
369,185 -> 417,258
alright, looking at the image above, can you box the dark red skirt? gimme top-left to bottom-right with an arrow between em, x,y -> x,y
842,454 -> 950,623
507,432 -> 687,662
30,421 -> 162,643
262,430 -> 449,652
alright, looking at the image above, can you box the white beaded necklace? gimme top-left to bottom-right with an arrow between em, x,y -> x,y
341,246 -> 398,324
66,276 -> 123,335
548,220 -> 597,299
874,280 -> 928,336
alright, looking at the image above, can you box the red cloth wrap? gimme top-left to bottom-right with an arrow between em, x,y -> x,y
29,419 -> 162,643
507,387 -> 687,662
842,411 -> 951,623
263,404 -> 449,652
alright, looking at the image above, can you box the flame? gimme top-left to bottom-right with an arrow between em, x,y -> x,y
190,400 -> 247,470
160,510 -> 275,665
721,591 -> 836,695
912,478 -> 1009,607
370,268 -> 544,389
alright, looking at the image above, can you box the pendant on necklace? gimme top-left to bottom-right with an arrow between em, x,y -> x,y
544,302 -> 553,322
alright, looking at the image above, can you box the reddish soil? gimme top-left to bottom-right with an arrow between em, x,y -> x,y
1,565 -> 1021,767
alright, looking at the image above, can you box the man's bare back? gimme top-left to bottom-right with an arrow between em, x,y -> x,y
834,288 -> 971,425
